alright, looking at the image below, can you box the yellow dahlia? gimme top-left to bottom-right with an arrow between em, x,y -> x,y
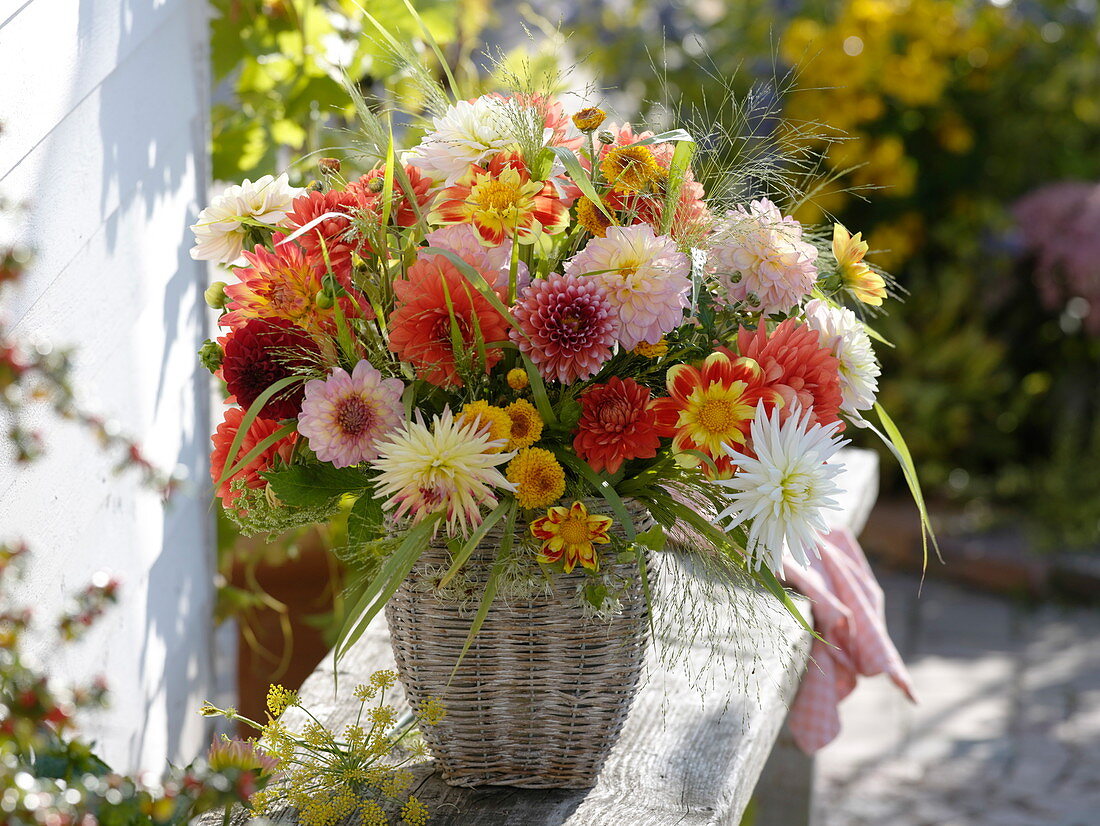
572,107 -> 607,132
576,196 -> 615,238
459,400 -> 512,451
504,398 -> 544,449
530,501 -> 613,573
506,368 -> 529,390
507,447 -> 566,510
600,144 -> 663,192
833,223 -> 887,306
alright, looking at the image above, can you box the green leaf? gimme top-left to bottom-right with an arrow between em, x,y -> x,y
546,146 -> 615,222
335,513 -> 441,664
449,501 -> 517,681
263,464 -> 372,509
631,129 -> 695,147
348,491 -> 385,546
634,523 -> 667,553
521,354 -> 559,428
219,423 -> 297,492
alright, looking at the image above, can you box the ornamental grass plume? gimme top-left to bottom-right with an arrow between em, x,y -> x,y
370,410 -> 515,536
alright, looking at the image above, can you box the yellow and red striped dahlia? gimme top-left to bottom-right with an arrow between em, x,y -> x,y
428,152 -> 569,247
651,348 -> 782,479
531,501 -> 613,574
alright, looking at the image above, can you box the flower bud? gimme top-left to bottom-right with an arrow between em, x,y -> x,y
746,292 -> 761,308
198,339 -> 224,373
318,157 -> 341,175
307,179 -> 324,192
204,281 -> 229,309
367,176 -> 385,193
597,131 -> 616,145
315,290 -> 334,309
572,107 -> 607,133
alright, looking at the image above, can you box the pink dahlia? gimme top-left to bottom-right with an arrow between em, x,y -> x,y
510,273 -> 618,384
565,224 -> 690,350
709,199 -> 818,316
297,360 -> 405,468
737,320 -> 844,430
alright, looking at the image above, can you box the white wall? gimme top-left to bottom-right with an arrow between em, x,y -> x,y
0,0 -> 214,773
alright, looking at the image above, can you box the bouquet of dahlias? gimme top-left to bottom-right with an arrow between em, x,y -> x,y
195,76 -> 926,655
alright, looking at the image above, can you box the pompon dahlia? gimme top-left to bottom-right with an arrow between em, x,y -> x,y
387,253 -> 509,387
190,174 -> 302,264
504,398 -> 543,450
565,224 -> 690,350
428,151 -> 569,247
509,273 -> 618,384
713,403 -> 848,575
221,235 -> 371,334
284,188 -> 370,275
297,361 -> 404,468
507,447 -> 566,510
652,348 -> 782,479
370,409 -> 514,537
458,400 -> 512,450
346,164 -> 434,228
737,320 -> 844,430
423,225 -> 530,295
221,318 -> 321,420
708,199 -> 818,316
573,377 -> 661,474
210,406 -> 297,511
803,299 -> 880,416
531,501 -> 613,574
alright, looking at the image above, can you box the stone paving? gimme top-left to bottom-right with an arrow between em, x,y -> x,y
814,567 -> 1100,826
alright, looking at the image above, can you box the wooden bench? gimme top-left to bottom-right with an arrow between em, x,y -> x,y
210,448 -> 878,826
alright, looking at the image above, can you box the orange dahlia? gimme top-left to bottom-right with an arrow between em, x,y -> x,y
387,254 -> 509,387
531,501 -> 613,574
652,348 -> 781,478
283,188 -> 371,275
736,320 -> 844,430
428,152 -> 569,247
210,406 -> 297,511
573,377 -> 661,474
221,236 -> 370,335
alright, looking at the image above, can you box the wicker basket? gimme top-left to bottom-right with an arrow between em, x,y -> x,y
385,498 -> 654,789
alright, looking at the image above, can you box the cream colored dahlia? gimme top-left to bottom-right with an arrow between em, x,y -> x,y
803,299 -> 880,417
370,409 -> 515,536
713,403 -> 848,575
564,224 -> 691,350
190,174 -> 302,265
402,97 -> 521,186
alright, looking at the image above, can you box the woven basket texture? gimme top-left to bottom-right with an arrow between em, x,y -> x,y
385,499 -> 654,789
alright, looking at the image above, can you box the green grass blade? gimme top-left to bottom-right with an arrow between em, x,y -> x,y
438,499 -> 510,588
546,146 -> 616,222
659,139 -> 695,236
216,374 -> 302,487
220,423 -> 298,489
521,354 -> 558,428
552,448 -> 636,541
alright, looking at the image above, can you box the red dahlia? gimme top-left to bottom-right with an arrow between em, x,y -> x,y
573,377 -> 661,474
284,188 -> 370,275
736,320 -> 844,430
221,317 -> 320,420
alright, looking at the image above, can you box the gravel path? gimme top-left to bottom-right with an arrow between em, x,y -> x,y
815,568 -> 1100,826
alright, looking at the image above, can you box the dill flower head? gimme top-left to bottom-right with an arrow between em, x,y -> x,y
190,174 -> 302,264
505,398 -> 544,449
803,299 -> 881,415
572,107 -> 607,132
507,447 -> 566,509
419,696 -> 447,726
833,223 -> 887,306
566,223 -> 691,350
600,144 -> 663,192
506,367 -> 529,390
709,198 -> 819,316
458,400 -> 512,450
371,410 -> 515,537
266,684 -> 299,717
713,403 -> 849,575
297,361 -> 405,468
402,796 -> 430,826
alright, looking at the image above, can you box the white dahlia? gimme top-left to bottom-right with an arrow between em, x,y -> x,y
190,174 -> 302,265
370,409 -> 515,537
708,198 -> 818,316
803,298 -> 881,416
713,403 -> 849,575
403,97 -> 524,186
564,224 -> 691,350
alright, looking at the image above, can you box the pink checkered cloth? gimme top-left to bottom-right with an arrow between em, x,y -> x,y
781,526 -> 917,754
